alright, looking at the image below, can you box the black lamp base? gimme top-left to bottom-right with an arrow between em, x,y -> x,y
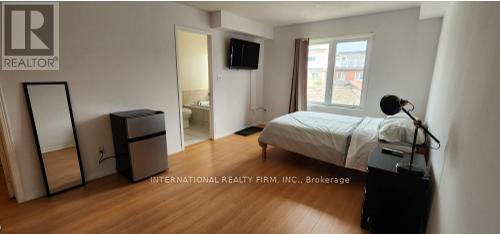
396,163 -> 425,177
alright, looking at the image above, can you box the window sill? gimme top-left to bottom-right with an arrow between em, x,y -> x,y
307,102 -> 364,113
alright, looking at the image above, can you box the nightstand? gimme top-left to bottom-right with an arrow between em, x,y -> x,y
361,147 -> 429,234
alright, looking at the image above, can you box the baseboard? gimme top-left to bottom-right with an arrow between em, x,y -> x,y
41,142 -> 76,154
255,123 -> 266,128
18,168 -> 117,203
85,168 -> 117,182
18,187 -> 45,203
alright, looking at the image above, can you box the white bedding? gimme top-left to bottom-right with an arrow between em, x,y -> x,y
259,111 -> 386,172
345,117 -> 383,171
258,111 -> 363,167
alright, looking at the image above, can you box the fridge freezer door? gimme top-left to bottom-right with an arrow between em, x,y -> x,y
126,113 -> 165,139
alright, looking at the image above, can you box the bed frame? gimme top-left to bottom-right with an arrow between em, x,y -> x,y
259,141 -> 267,160
259,140 -> 429,165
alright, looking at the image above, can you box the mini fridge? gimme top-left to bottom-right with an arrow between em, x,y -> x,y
110,109 -> 168,182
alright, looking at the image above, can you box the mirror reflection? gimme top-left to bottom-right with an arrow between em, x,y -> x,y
25,83 -> 84,195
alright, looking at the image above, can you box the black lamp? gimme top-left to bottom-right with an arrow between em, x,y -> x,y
380,95 -> 441,177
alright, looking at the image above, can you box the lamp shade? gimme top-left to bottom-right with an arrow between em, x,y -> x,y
380,95 -> 402,115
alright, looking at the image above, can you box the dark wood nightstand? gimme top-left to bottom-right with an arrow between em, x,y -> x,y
361,147 -> 429,234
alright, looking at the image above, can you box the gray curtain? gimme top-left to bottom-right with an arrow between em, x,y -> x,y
289,38 -> 309,113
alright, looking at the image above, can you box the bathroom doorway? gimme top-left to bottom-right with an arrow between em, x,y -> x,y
175,26 -> 214,148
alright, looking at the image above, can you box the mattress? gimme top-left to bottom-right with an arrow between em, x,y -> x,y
259,111 -> 388,172
258,111 -> 363,167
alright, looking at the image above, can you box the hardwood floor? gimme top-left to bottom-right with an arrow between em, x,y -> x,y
0,133 -> 368,233
42,147 -> 83,193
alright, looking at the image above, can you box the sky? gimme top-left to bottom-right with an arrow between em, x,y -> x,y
309,40 -> 367,53
336,41 -> 367,53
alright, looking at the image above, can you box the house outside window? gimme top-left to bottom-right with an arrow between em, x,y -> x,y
355,71 -> 363,80
306,35 -> 371,109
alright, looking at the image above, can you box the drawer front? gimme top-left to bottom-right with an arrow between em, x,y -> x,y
126,113 -> 165,139
129,134 -> 168,181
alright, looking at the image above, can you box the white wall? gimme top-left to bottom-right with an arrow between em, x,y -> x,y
0,2 -> 264,202
178,31 -> 209,92
27,85 -> 75,153
263,8 -> 442,120
212,32 -> 265,137
419,2 -> 450,20
425,2 -> 500,233
211,10 -> 274,40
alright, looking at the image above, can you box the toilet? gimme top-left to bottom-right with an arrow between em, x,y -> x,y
182,107 -> 192,129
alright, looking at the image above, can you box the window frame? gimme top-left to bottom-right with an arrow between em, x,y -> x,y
307,34 -> 373,110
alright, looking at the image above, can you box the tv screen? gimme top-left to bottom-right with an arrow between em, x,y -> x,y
229,38 -> 260,70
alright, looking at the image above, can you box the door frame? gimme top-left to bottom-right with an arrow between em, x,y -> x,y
174,25 -> 215,150
0,85 -> 21,200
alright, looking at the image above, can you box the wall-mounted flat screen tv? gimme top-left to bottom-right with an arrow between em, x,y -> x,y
229,38 -> 260,70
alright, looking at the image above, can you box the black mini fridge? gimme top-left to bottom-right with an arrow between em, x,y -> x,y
110,109 -> 168,182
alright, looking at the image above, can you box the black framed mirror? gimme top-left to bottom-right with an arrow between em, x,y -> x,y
23,82 -> 85,196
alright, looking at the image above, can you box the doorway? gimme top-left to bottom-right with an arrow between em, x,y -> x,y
0,89 -> 16,200
175,27 -> 214,148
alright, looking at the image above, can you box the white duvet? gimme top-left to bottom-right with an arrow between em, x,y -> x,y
258,111 -> 384,172
259,111 -> 364,167
345,117 -> 383,171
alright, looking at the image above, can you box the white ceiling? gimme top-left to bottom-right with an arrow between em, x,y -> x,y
183,1 -> 421,27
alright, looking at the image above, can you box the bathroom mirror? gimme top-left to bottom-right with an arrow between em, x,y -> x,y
23,82 -> 85,196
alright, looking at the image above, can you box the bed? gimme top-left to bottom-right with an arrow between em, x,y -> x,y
258,111 -> 425,172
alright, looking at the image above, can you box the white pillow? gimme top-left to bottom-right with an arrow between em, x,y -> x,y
378,113 -> 425,144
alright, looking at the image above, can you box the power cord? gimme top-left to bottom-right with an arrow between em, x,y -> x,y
98,149 -> 115,164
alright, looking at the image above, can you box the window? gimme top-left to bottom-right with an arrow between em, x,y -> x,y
355,71 -> 363,80
307,37 -> 370,109
306,43 -> 329,103
336,72 -> 346,80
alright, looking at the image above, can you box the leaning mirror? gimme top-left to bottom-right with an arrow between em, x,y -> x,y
23,82 -> 85,196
